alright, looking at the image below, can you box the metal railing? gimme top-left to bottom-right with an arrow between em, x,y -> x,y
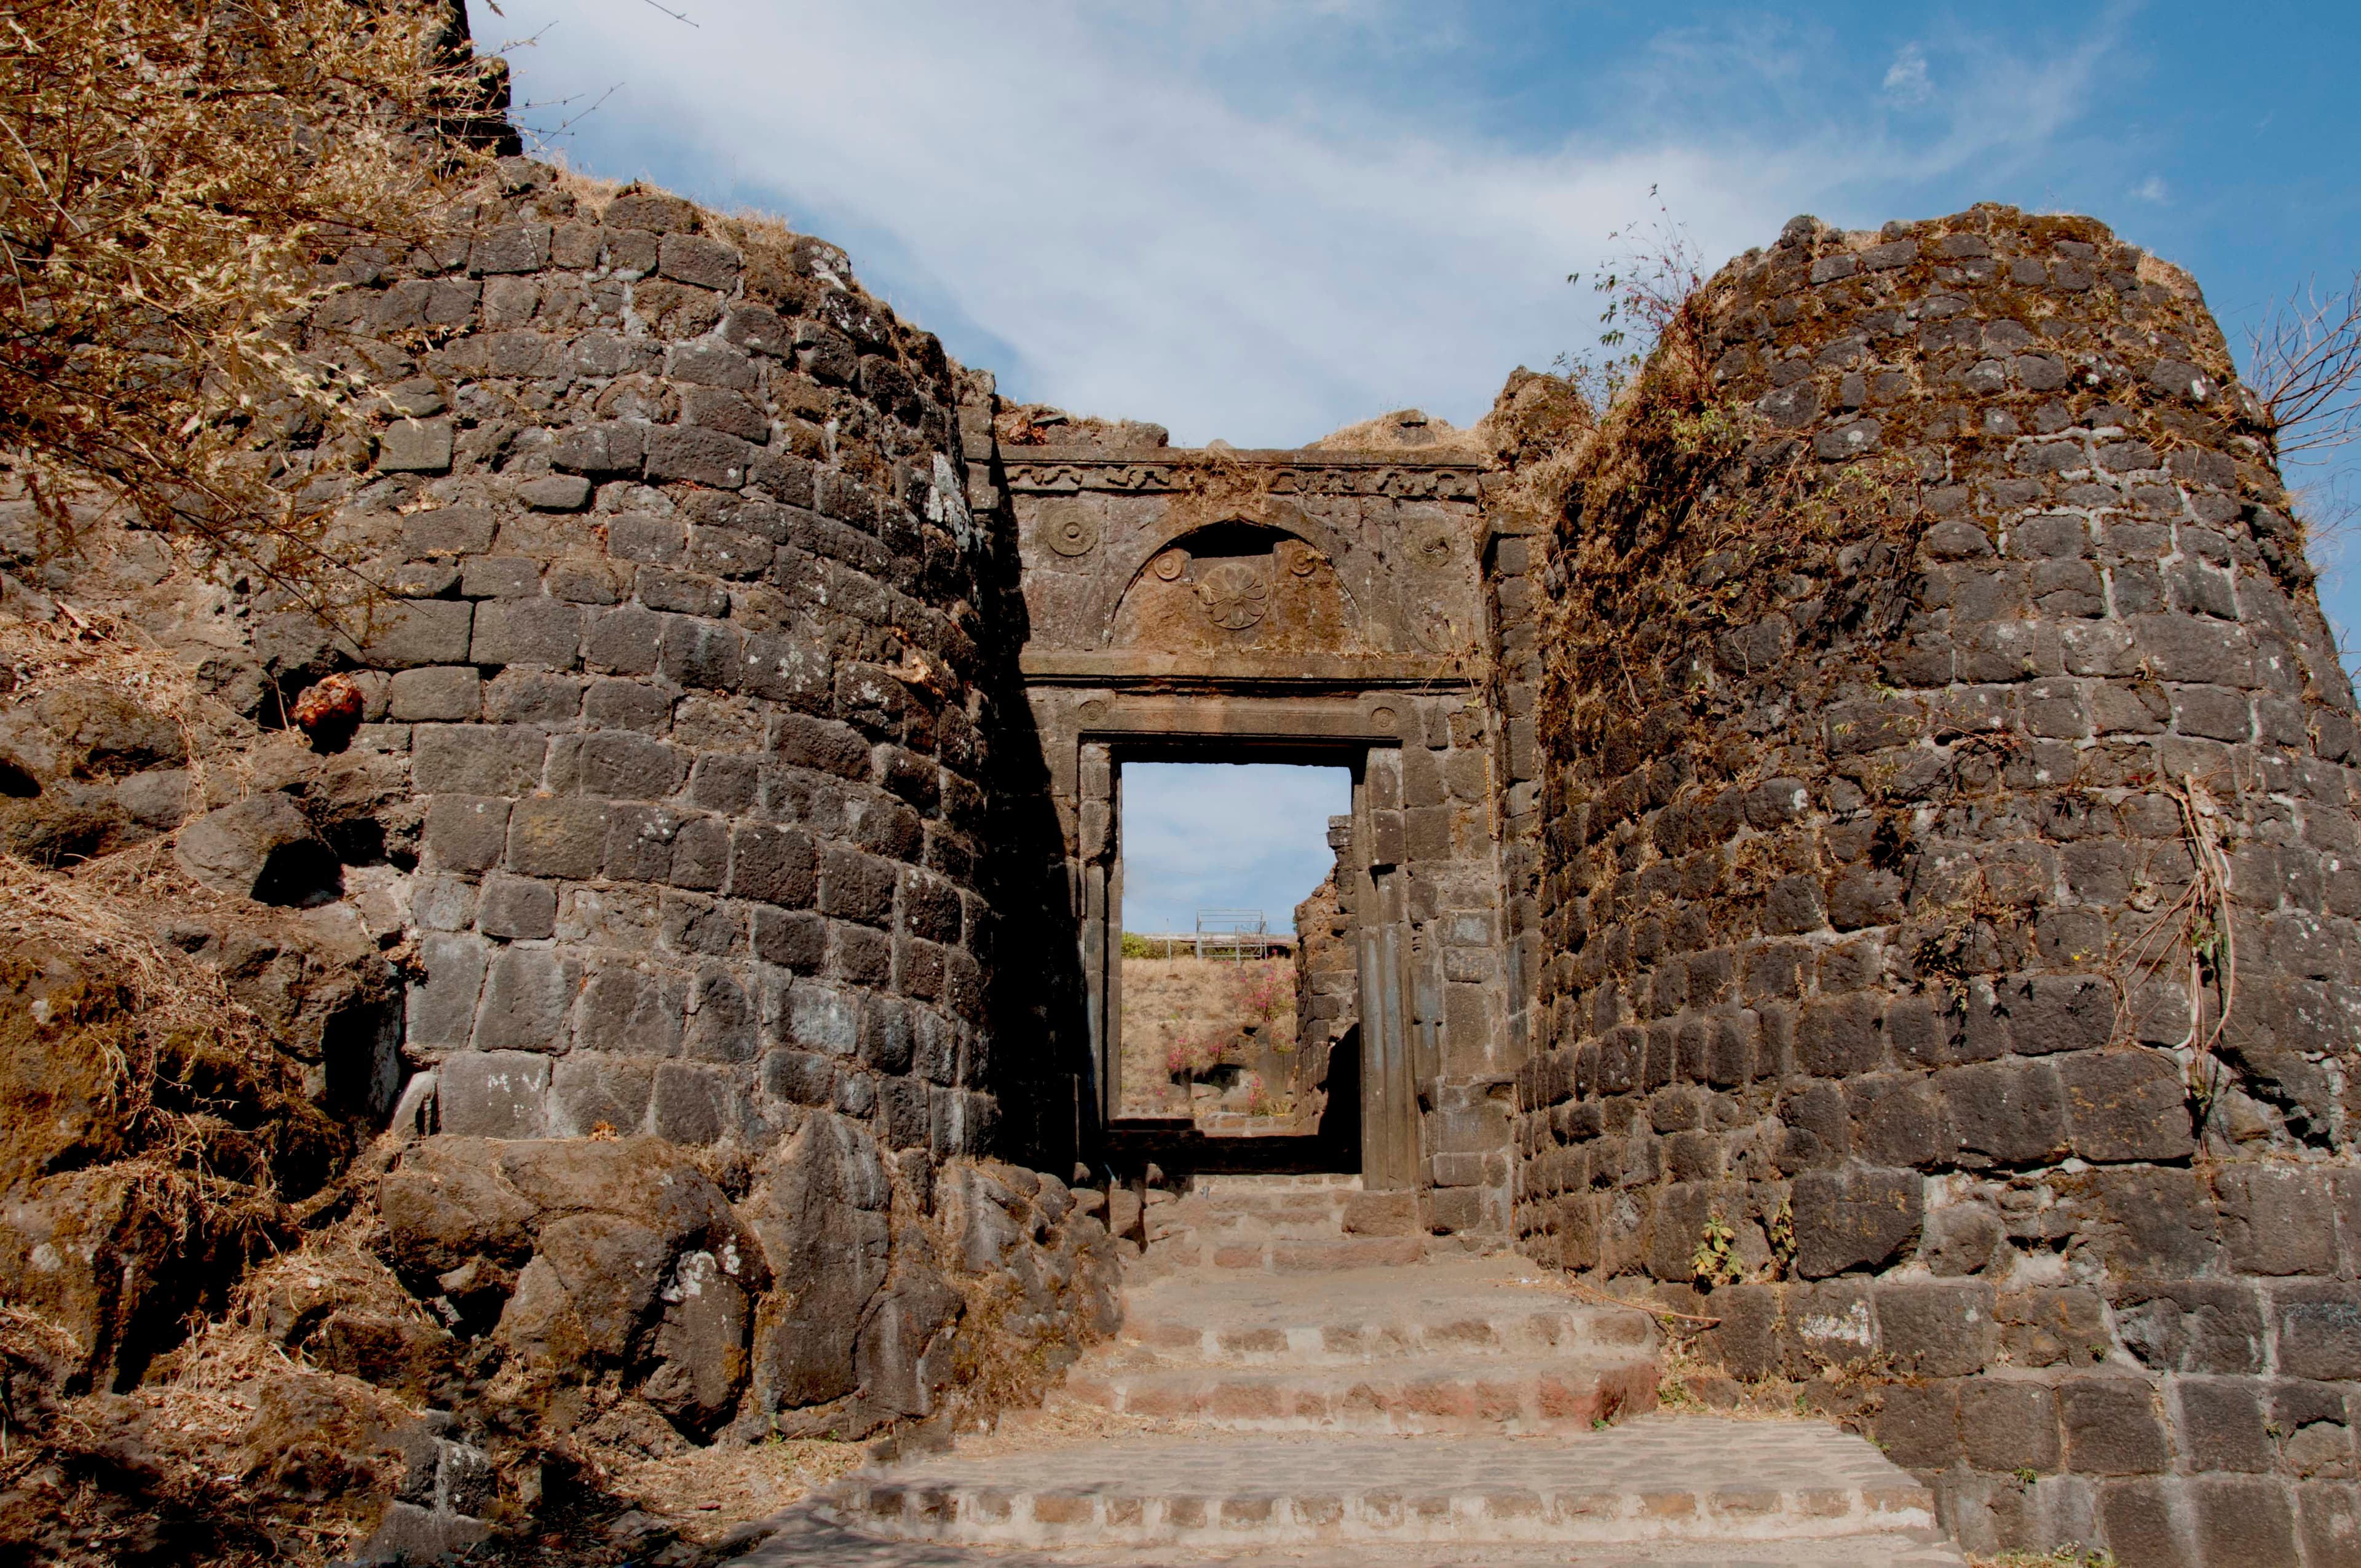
1122,911 -> 1296,961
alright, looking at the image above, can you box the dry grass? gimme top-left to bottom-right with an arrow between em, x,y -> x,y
2,0 -> 500,614
1118,956 -> 1297,1121
1650,1333 -> 1821,1423
598,1438 -> 866,1542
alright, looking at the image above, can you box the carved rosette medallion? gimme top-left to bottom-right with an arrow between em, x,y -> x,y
1152,549 -> 1188,581
1196,561 -> 1270,630
1045,510 -> 1099,556
1278,537 -> 1319,577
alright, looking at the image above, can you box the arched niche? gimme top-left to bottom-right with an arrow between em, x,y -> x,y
1108,520 -> 1370,655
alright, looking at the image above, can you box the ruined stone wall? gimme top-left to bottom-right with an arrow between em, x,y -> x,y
233,154 -> 1119,1447
1290,817 -> 1358,1125
1514,205 -> 2361,1561
285,159 -> 999,1159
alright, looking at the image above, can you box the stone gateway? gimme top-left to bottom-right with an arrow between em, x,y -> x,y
5,15 -> 2359,1561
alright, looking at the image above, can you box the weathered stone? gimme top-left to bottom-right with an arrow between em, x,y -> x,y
2059,1376 -> 2173,1475
743,1113 -> 890,1415
1790,1165 -> 1921,1279
175,794 -> 339,905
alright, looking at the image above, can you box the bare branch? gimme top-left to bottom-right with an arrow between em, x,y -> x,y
2247,272 -> 2361,458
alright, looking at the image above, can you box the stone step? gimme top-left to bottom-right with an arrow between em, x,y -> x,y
734,1512 -> 1968,1567
1060,1348 -> 1658,1432
1117,1259 -> 1653,1364
812,1420 -> 1950,1555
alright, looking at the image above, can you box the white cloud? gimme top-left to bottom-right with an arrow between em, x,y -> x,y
1118,764 -> 1352,934
2132,173 -> 2170,203
1882,44 -> 1933,106
476,2 -> 2132,446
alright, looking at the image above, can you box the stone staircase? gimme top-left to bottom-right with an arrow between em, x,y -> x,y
746,1174 -> 1969,1566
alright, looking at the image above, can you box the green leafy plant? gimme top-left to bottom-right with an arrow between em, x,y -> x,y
1691,1212 -> 1742,1288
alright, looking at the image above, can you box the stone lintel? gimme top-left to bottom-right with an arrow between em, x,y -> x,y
1021,649 -> 1474,691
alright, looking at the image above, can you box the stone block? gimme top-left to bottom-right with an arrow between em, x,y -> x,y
2112,1281 -> 2264,1374
660,893 -> 740,957
356,600 -> 474,669
1876,1280 -> 1997,1376
2060,1376 -> 2173,1475
506,796 -> 609,881
2276,1284 -> 2361,1381
2057,1048 -> 2194,1163
1873,1380 -> 1961,1471
2093,1168 -> 2224,1278
753,907 -> 826,972
2295,1482 -> 2361,1568
550,421 -> 647,477
468,221 -> 550,275
377,418 -> 454,473
2128,613 -> 2254,687
1962,1379 -> 2061,1473
2218,1165 -> 2339,1275
820,846 -> 896,926
1779,1280 -> 1880,1374
437,1051 -> 551,1137
684,969 -> 757,1064
484,670 -> 583,726
2097,1478 -> 2196,1568
2175,1376 -> 2271,1472
651,1062 -> 730,1144
550,1053 -> 652,1137
410,872 -> 478,932
666,341 -> 756,390
473,946 -> 582,1053
785,980 -> 860,1057
1998,1285 -> 2110,1369
1936,1056 -> 2066,1167
414,724 -> 546,796
472,598 -> 583,669
406,933 -> 489,1051
477,874 -> 557,940
1790,1164 -> 1921,1279
387,666 -> 482,723
571,731 -> 688,801
1795,992 -> 1881,1076
667,815 -> 730,890
576,965 -> 684,1057
459,556 -> 542,601
2190,1475 -> 2300,1567
516,474 -> 592,512
2005,973 -> 2113,1055
645,427 -> 750,489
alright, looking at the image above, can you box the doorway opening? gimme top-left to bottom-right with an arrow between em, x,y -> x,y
1114,761 -> 1354,1146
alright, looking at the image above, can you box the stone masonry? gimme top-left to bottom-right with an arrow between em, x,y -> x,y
132,53 -> 2361,1550
1511,207 -> 2361,1563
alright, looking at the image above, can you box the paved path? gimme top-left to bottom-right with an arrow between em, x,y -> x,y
720,1178 -> 1969,1567
729,1508 -> 1966,1567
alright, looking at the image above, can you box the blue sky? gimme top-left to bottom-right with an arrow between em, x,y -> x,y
1119,764 -> 1353,935
474,0 -> 2361,919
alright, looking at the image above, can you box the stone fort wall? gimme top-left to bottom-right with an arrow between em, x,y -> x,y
53,25 -> 2361,1541
255,154 -> 1117,1442
1512,207 -> 2361,1561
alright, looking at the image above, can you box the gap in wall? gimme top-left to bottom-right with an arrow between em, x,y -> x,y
1117,761 -> 1351,1126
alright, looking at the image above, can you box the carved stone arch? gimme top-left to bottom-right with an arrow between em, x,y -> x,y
1091,494 -> 1401,652
1107,515 -> 1377,655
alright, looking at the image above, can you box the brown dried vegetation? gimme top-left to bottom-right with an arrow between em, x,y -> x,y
0,0 -> 501,612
